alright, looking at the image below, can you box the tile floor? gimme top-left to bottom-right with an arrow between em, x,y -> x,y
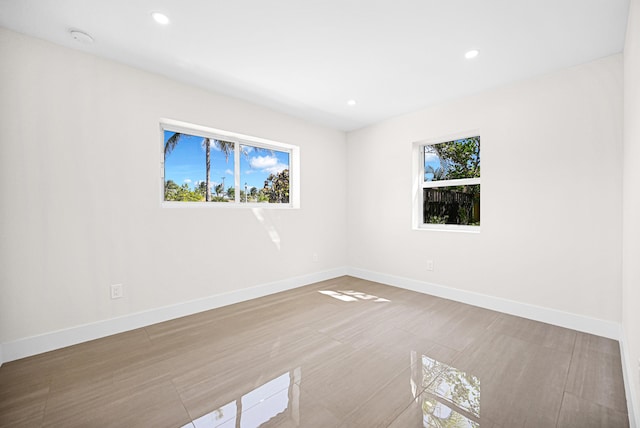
0,276 -> 629,427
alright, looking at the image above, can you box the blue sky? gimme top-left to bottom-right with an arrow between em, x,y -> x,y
163,131 -> 289,192
424,146 -> 445,182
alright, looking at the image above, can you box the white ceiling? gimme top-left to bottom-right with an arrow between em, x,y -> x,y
0,0 -> 630,131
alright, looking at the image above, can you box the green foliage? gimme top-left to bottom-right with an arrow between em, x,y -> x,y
256,190 -> 269,203
196,181 -> 207,198
263,169 -> 289,203
214,183 -> 224,197
164,180 -> 204,202
426,136 -> 480,181
427,215 -> 447,224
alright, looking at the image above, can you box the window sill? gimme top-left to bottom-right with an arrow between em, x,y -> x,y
414,224 -> 480,233
161,201 -> 299,209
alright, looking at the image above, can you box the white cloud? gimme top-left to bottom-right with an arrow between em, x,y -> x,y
264,163 -> 287,174
183,178 -> 192,184
424,152 -> 439,163
225,169 -> 233,175
249,155 -> 279,169
248,155 -> 288,175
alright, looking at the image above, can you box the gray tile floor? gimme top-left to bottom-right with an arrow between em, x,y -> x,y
0,276 -> 629,427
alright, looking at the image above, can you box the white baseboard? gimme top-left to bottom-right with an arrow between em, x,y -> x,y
347,267 -> 621,340
0,267 -> 348,364
620,326 -> 639,428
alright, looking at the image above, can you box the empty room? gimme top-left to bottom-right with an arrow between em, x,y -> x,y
1,0 -> 639,427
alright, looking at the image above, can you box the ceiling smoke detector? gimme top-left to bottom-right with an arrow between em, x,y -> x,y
69,29 -> 94,44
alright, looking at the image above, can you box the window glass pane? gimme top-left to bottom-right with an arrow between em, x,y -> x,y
163,130 -> 234,202
239,145 -> 290,203
424,136 -> 480,182
423,185 -> 480,225
210,139 -> 235,202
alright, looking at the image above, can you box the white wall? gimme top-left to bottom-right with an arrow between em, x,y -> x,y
623,0 -> 640,423
0,28 -> 347,345
347,55 -> 623,324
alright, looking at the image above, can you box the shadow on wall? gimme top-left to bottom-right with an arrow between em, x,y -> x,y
252,208 -> 281,250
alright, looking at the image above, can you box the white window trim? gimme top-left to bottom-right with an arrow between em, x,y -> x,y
160,118 -> 300,209
412,130 -> 480,233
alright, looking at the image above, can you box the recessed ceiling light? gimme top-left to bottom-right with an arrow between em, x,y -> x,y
347,99 -> 357,106
465,49 -> 479,59
69,29 -> 94,44
152,12 -> 170,25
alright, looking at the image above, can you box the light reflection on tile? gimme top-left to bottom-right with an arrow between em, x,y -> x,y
191,368 -> 300,428
413,354 -> 481,427
318,289 -> 391,302
318,290 -> 359,302
192,400 -> 236,427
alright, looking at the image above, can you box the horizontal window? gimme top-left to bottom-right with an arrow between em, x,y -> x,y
160,119 -> 299,208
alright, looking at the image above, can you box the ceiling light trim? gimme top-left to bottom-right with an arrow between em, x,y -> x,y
151,12 -> 170,25
465,49 -> 480,59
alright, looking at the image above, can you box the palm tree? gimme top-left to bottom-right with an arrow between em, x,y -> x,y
214,183 -> 224,197
164,133 -> 234,202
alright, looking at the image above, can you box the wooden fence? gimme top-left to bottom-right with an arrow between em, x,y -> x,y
423,187 -> 479,225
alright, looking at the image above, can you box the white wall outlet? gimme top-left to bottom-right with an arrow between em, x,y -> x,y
426,260 -> 434,271
110,284 -> 123,299
312,252 -> 319,262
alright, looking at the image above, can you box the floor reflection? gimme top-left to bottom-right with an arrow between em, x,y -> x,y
318,290 -> 390,302
411,353 -> 480,428
191,368 -> 301,427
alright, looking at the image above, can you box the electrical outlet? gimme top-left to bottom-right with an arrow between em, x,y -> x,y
312,252 -> 319,262
426,260 -> 434,271
110,284 -> 123,299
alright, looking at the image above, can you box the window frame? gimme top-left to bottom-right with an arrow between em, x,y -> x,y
412,130 -> 481,232
160,118 -> 300,209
